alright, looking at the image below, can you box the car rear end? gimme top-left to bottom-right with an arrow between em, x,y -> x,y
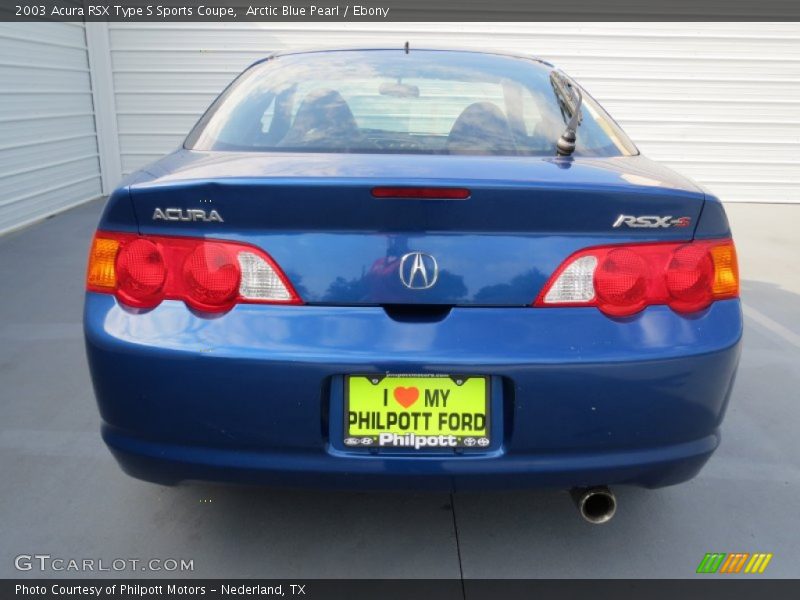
84,156 -> 741,492
83,50 -> 741,491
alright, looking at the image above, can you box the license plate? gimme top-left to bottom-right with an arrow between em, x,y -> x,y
344,375 -> 490,450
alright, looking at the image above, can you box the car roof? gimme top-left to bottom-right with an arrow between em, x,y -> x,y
251,47 -> 555,69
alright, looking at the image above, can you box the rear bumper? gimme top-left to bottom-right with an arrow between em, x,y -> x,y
103,426 -> 717,490
85,294 -> 742,490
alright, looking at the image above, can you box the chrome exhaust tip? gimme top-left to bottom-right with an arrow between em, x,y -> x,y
570,486 -> 617,524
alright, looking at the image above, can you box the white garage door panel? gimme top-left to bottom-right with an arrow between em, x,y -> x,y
0,22 -> 87,46
0,115 -> 98,147
1,156 -> 101,194
115,92 -> 216,114
0,64 -> 94,91
0,179 -> 102,232
116,113 -> 199,135
603,99 -> 795,122
112,51 -> 266,71
0,92 -> 95,117
0,38 -> 93,69
664,161 -> 797,181
113,71 -> 236,91
119,133 -> 187,153
706,183 -> 794,203
621,121 -> 800,144
108,22 -> 800,203
638,141 -> 796,161
584,81 -> 800,104
0,136 -> 100,174
572,61 -> 797,82
0,23 -> 102,234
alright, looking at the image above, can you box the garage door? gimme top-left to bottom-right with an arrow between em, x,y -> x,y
107,22 -> 800,203
0,23 -> 103,235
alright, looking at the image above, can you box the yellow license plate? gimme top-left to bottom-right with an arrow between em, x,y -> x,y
344,375 -> 490,450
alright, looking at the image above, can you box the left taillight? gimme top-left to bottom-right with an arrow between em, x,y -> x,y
86,232 -> 302,313
535,238 -> 738,317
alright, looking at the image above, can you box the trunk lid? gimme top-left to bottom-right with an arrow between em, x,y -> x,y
128,151 -> 705,306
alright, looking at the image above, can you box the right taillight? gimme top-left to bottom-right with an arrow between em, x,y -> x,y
535,238 -> 738,317
86,232 -> 302,313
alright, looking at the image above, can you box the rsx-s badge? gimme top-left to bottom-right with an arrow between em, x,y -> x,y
613,215 -> 691,228
152,208 -> 224,223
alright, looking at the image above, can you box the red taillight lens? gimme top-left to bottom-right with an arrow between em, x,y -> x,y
665,244 -> 715,312
594,248 -> 649,316
115,239 -> 167,308
535,238 -> 738,317
182,243 -> 241,312
86,232 -> 302,314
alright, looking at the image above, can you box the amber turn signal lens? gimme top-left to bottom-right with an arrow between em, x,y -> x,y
710,242 -> 739,297
86,236 -> 120,290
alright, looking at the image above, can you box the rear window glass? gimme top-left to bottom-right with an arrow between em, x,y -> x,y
186,50 -> 637,157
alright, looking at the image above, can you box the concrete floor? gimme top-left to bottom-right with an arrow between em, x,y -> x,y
0,200 -> 798,579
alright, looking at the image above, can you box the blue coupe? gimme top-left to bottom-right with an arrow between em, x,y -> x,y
84,49 -> 741,523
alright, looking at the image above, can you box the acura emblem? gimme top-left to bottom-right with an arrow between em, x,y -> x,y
399,252 -> 439,290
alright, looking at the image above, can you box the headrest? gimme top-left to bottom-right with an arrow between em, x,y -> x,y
447,102 -> 517,155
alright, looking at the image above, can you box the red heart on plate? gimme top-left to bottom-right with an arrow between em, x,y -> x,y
393,386 -> 419,409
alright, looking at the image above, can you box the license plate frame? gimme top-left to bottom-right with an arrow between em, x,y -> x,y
343,374 -> 491,450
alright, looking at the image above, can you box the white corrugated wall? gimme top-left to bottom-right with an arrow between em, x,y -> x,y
105,22 -> 800,204
0,22 -> 795,234
0,23 -> 103,235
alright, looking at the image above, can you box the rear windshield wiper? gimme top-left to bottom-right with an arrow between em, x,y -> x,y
550,72 -> 583,157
